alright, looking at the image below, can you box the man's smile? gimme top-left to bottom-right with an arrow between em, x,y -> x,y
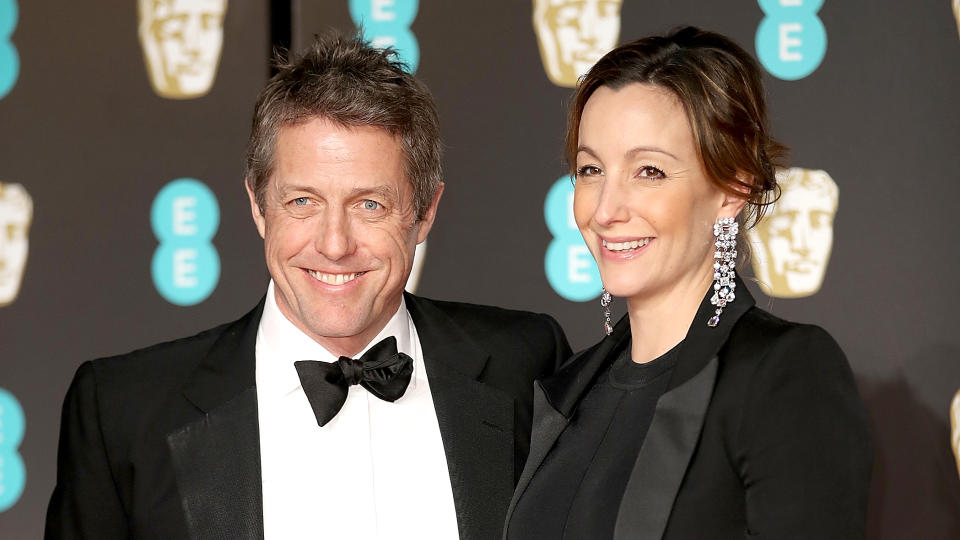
305,269 -> 367,286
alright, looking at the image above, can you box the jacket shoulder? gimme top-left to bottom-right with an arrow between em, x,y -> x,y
410,295 -> 566,344
90,318 -> 235,379
727,306 -> 846,368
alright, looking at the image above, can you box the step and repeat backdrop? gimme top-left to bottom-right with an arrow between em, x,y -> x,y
2,0 -> 959,537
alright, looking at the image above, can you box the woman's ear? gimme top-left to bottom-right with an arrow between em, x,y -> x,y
719,171 -> 753,219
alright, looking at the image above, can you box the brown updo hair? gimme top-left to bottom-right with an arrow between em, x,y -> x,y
566,26 -> 786,234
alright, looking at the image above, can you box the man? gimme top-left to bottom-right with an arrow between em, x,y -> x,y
46,34 -> 570,539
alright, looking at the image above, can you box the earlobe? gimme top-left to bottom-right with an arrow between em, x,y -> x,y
246,180 -> 266,239
416,183 -> 444,244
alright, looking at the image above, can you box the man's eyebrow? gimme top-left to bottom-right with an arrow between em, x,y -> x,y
348,185 -> 399,201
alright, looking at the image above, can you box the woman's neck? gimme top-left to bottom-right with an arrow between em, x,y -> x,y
626,270 -> 713,364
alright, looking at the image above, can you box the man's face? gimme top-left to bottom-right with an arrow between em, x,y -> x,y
533,0 -> 623,87
0,183 -> 32,306
749,169 -> 838,297
247,118 -> 441,357
139,0 -> 227,98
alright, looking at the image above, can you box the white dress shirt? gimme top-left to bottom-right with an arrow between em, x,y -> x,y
256,281 -> 460,539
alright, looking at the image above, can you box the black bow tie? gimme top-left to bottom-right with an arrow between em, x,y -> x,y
294,336 -> 414,427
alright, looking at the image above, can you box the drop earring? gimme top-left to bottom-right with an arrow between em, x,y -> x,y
708,217 -> 738,327
601,288 -> 613,335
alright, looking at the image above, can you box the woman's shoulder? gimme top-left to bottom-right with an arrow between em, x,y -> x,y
731,306 -> 843,356
722,305 -> 852,386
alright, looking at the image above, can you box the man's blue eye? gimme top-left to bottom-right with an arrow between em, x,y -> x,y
293,197 -> 308,206
363,200 -> 381,211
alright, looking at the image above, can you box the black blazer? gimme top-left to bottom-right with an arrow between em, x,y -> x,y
505,282 -> 872,539
46,293 -> 571,540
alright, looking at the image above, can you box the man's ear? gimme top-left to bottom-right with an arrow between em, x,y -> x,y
246,180 -> 266,239
719,171 -> 752,219
415,183 -> 444,244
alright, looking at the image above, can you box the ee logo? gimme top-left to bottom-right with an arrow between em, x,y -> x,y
0,0 -> 18,99
756,0 -> 827,80
151,178 -> 220,306
0,388 -> 25,513
349,0 -> 420,73
544,176 -> 602,302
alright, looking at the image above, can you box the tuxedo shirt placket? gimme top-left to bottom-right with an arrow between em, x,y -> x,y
255,281 -> 458,540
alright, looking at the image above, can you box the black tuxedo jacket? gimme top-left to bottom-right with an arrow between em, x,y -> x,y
46,293 -> 571,540
505,283 -> 872,539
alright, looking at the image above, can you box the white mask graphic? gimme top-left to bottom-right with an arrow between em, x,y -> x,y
0,182 -> 33,306
405,240 -> 426,294
748,168 -> 839,298
953,0 -> 960,38
532,0 -> 623,87
138,0 -> 228,99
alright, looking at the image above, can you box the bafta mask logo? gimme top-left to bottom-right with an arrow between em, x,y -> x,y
532,0 -> 623,87
138,0 -> 227,99
952,390 -> 960,478
748,167 -> 838,298
954,0 -> 960,38
405,240 -> 426,293
0,182 -> 32,307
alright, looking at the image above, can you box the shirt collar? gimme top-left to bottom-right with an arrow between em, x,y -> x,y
256,280 -> 416,397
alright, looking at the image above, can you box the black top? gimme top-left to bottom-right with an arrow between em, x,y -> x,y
509,341 -> 681,539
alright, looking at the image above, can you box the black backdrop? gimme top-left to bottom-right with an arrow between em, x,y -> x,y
1,1 -> 959,537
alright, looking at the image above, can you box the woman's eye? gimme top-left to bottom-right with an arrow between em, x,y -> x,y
362,200 -> 382,211
576,165 -> 602,177
638,166 -> 666,179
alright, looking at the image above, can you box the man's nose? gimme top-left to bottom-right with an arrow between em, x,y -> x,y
313,210 -> 355,261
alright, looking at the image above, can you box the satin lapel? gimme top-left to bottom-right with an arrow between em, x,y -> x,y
612,358 -> 718,540
502,382 -> 567,538
503,316 -> 632,538
613,279 -> 757,540
169,299 -> 265,540
405,294 -> 515,540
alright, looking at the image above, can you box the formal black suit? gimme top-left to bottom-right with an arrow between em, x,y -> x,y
504,281 -> 872,539
46,293 -> 571,540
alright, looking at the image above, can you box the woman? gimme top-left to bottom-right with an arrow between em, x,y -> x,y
505,27 -> 871,539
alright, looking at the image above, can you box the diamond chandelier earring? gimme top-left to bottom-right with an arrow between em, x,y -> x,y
708,217 -> 738,327
601,288 -> 613,335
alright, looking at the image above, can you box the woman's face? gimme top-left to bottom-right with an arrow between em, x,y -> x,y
573,83 -> 737,302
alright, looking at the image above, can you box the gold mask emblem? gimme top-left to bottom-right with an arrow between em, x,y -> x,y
952,390 -> 960,478
747,168 -> 838,298
532,0 -> 623,87
138,0 -> 228,99
0,182 -> 33,307
954,0 -> 960,38
405,240 -> 426,294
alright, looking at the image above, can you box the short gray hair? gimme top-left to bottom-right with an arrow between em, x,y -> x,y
245,33 -> 443,220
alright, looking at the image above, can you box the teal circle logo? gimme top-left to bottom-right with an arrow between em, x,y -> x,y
544,176 -> 602,302
150,178 -> 220,306
0,388 -> 26,513
349,0 -> 420,72
755,0 -> 827,81
0,0 -> 19,99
